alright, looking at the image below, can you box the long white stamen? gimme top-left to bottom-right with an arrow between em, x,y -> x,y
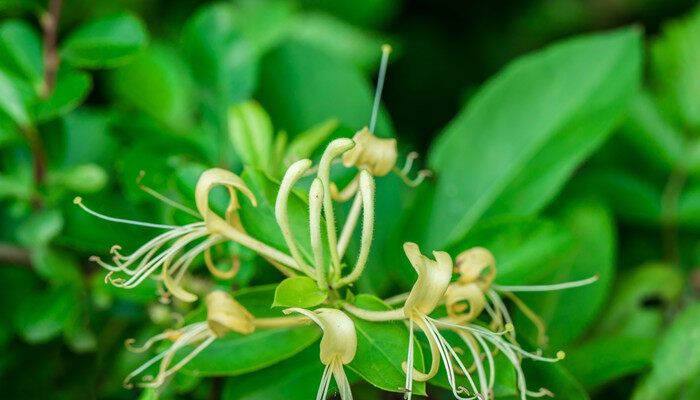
487,290 -> 514,340
276,159 -> 315,276
405,318 -> 415,400
140,327 -> 213,388
423,316 -> 477,399
492,275 -> 599,292
317,363 -> 333,400
431,318 -> 512,338
74,197 -> 180,229
469,332 -> 495,393
460,331 -> 488,399
369,44 -> 391,133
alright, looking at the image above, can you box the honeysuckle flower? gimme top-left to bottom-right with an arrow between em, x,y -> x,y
274,142 -> 377,290
284,308 -> 357,400
123,290 -> 305,388
76,168 -> 307,302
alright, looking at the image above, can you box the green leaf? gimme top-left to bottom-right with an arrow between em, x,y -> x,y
13,286 -> 77,344
229,101 -> 273,170
233,0 -> 297,55
61,12 -> 149,69
32,246 -> 82,286
651,6 -> 700,130
182,3 -> 257,105
222,345 -> 324,400
0,68 -> 32,127
565,335 -> 656,389
446,215 -> 573,286
633,303 -> 700,400
282,118 -> 338,167
108,44 -> 193,128
517,199 -> 616,349
272,276 -> 327,308
289,12 -> 386,72
594,263 -> 684,338
50,163 -> 108,193
257,40 -> 394,137
0,20 -> 43,89
35,70 -> 92,121
425,28 -> 641,249
347,294 -> 426,395
572,169 -> 663,225
620,91 -> 684,171
15,208 -> 64,247
181,325 -> 320,376
60,109 -> 117,166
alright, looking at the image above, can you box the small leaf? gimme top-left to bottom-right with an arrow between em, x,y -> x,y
15,208 -> 64,247
0,20 -> 43,89
32,246 -> 82,286
61,12 -> 149,68
0,68 -> 32,127
272,276 -> 327,308
633,303 -> 700,400
651,6 -> 700,130
13,286 -> 77,344
282,118 -> 338,167
50,163 -> 108,193
108,44 -> 193,128
229,101 -> 273,170
35,70 -> 92,121
347,294 -> 427,395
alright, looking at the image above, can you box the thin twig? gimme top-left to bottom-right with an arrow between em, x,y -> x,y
41,0 -> 63,96
0,242 -> 32,267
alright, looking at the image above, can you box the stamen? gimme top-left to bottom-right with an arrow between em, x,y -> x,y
492,275 -> 599,292
74,197 -> 180,229
401,152 -> 419,175
137,171 -> 200,217
404,318 -> 415,400
317,363 -> 333,400
501,291 -> 548,346
369,44 -> 392,134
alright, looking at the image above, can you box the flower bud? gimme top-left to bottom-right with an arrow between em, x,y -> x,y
402,242 -> 453,318
455,247 -> 496,289
206,290 -> 255,337
342,127 -> 398,177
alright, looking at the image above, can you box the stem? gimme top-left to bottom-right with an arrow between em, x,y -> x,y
0,242 -> 32,267
20,126 -> 47,208
41,0 -> 62,96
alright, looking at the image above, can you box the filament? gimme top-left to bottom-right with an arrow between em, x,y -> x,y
74,197 -> 180,229
492,275 -> 599,292
369,44 -> 392,133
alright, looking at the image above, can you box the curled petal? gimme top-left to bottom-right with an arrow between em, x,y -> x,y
445,282 -> 487,324
195,168 -> 257,234
403,242 -> 453,318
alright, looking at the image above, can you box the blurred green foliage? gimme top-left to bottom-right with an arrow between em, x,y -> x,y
0,0 -> 698,399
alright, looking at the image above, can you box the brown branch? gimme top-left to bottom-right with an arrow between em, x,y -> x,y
0,242 -> 32,267
41,0 -> 63,96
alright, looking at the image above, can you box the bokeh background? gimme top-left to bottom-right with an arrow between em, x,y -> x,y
0,0 -> 698,399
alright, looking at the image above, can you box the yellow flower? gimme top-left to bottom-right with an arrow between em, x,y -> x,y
284,308 -> 357,400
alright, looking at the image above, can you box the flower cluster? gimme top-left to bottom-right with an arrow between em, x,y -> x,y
76,45 -> 597,399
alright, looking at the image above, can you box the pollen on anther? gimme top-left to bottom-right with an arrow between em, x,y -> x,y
73,196 -> 82,204
556,351 -> 566,360
505,323 -> 514,332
